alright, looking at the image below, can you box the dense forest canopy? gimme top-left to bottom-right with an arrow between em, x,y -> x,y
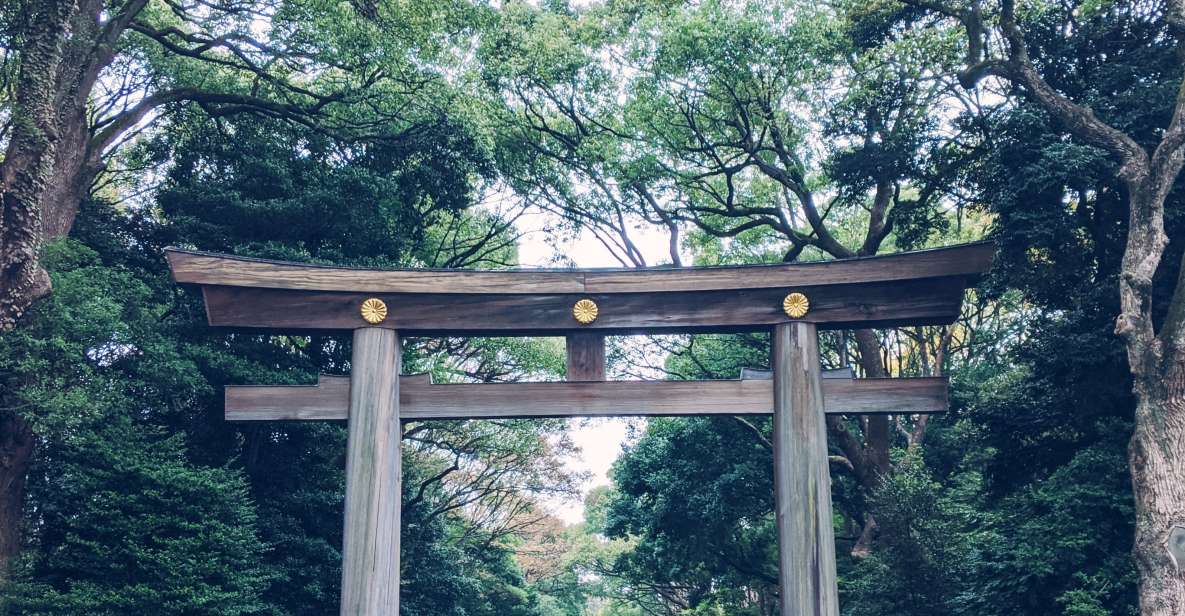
1,0 -> 1184,614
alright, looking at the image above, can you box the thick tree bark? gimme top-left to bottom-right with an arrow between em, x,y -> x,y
1130,362 -> 1185,616
1108,69 -> 1185,616
0,0 -> 78,331
0,0 -> 86,587
39,0 -> 128,240
0,412 -> 34,582
0,0 -> 140,586
1122,178 -> 1185,616
1,0 -> 196,329
40,113 -> 103,240
40,88 -> 102,241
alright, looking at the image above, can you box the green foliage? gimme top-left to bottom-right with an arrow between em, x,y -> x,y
9,416 -> 273,616
1,240 -> 272,616
4,82 -> 570,615
148,112 -> 496,268
600,415 -> 778,612
843,448 -> 979,616
485,0 -> 986,269
960,426 -> 1137,615
4,1 -> 1179,615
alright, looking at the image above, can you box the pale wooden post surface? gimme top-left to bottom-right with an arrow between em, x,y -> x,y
773,322 -> 839,616
341,328 -> 401,616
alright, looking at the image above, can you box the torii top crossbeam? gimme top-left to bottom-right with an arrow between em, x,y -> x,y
166,241 -> 993,616
165,241 -> 993,335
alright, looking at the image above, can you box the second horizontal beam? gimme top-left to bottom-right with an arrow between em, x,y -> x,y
225,375 -> 948,421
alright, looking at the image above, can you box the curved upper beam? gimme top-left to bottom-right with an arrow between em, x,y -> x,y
165,242 -> 994,334
165,241 -> 994,294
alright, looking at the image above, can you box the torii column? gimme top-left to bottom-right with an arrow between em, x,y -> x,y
340,318 -> 401,615
773,320 -> 839,616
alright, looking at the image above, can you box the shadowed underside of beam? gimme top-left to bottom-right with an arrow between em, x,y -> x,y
225,374 -> 948,421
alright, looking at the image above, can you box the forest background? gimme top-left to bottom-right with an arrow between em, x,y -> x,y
0,0 -> 1181,614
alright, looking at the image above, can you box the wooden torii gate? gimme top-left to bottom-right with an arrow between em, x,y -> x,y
166,241 -> 994,616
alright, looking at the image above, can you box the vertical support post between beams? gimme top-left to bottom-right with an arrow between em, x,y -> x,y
341,327 -> 401,616
773,322 -> 839,616
566,333 -> 606,381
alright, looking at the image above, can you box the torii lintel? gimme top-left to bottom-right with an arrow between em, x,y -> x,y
165,241 -> 993,334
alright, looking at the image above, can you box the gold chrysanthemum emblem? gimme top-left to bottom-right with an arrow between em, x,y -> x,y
572,299 -> 599,325
360,298 -> 388,324
782,292 -> 810,319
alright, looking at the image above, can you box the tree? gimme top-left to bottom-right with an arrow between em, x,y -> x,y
483,0 -> 991,554
601,415 -> 780,615
865,0 -> 1185,610
136,110 -> 580,612
0,0 -> 486,329
8,418 -> 275,616
1,93 -> 581,614
0,241 -> 275,615
0,0 -> 508,577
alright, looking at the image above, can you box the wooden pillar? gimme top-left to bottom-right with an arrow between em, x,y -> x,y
341,328 -> 401,616
772,322 -> 839,616
566,333 -> 606,381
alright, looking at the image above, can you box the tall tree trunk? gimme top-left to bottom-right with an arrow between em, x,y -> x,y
1123,177 -> 1185,615
41,107 -> 101,240
1129,358 -> 1185,615
845,328 -> 891,558
40,0 -> 115,241
0,0 -> 104,586
0,0 -> 78,331
1,0 -> 117,327
0,412 -> 34,582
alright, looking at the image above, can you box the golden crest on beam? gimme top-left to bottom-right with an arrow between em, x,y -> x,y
360,298 -> 389,324
782,292 -> 810,318
572,299 -> 599,325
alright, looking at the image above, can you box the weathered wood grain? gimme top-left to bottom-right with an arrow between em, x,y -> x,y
583,242 -> 992,293
199,276 -> 968,333
167,241 -> 993,294
566,333 -> 606,381
224,374 -> 948,420
772,322 -> 839,616
340,328 -> 401,616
